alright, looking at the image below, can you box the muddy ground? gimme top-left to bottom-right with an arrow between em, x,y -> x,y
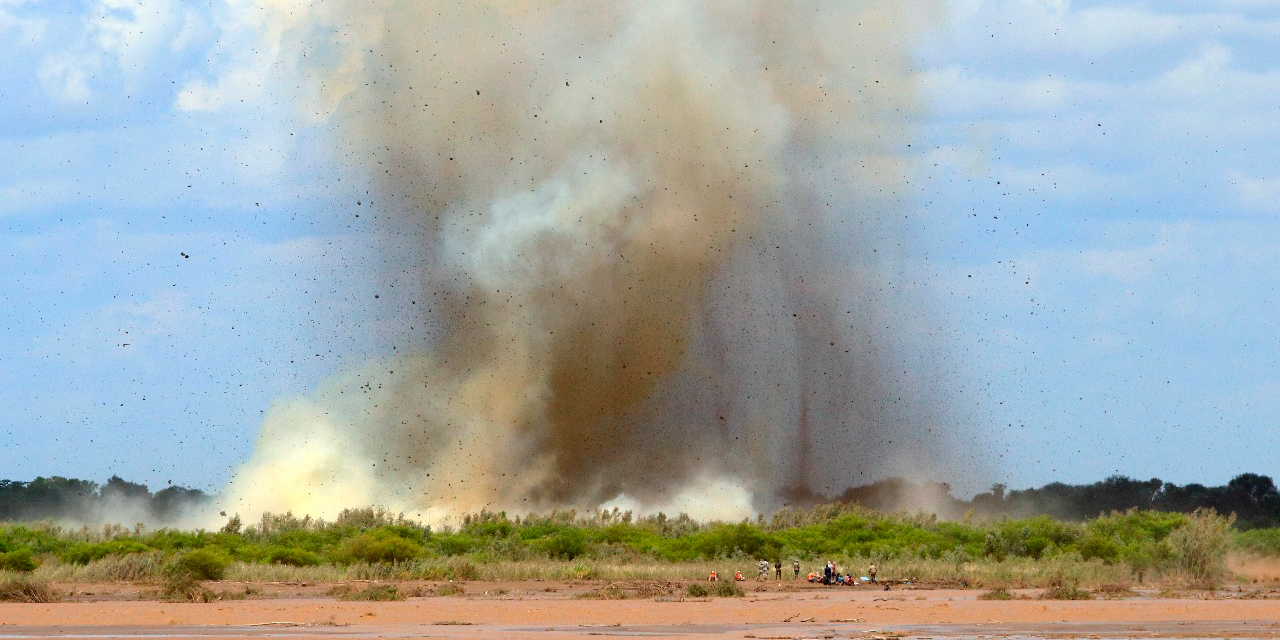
2,581 -> 1280,639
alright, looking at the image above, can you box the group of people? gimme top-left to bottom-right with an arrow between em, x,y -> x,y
805,560 -> 877,585
708,560 -> 878,585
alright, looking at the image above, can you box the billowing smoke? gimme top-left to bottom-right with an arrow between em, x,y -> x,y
222,0 -> 960,523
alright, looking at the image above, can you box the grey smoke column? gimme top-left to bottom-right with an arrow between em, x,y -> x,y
223,0 -> 950,521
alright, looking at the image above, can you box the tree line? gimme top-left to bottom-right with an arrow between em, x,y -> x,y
0,476 -> 211,524
785,472 -> 1280,529
1,472 -> 1276,528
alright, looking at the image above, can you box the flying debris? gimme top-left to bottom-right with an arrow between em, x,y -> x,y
221,0 -> 963,524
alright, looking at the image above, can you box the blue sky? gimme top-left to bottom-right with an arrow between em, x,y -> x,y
1,0 -> 1277,495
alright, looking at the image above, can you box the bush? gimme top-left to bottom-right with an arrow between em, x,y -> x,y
432,533 -> 482,556
984,517 -> 1080,560
334,531 -> 422,564
541,529 -> 588,560
1039,584 -> 1092,600
167,548 -> 231,580
61,540 -> 151,565
1168,509 -> 1234,582
685,583 -> 709,598
436,583 -> 465,596
0,526 -> 65,556
0,578 -> 61,603
1038,575 -> 1092,600
141,530 -> 206,552
1235,527 -> 1280,556
1077,535 -> 1120,562
80,551 -> 166,581
264,546 -> 322,567
978,588 -> 1016,600
710,581 -> 744,597
0,549 -> 36,572
159,573 -> 216,602
688,524 -> 777,560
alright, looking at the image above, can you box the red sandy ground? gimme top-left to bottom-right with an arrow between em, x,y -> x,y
2,581 -> 1280,639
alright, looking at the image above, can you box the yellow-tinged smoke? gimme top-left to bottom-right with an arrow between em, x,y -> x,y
222,0 -> 953,523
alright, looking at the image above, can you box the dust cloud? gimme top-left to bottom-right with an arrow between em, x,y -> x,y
221,0 -> 964,523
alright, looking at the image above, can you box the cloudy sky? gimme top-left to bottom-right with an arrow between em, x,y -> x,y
2,0 -> 1277,495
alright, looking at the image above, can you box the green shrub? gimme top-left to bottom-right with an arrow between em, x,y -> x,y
142,530 -> 206,551
977,587 -> 1015,600
1236,528 -> 1280,556
432,533 -> 482,556
333,531 -> 422,564
541,528 -> 587,560
62,540 -> 151,564
0,549 -> 36,572
710,581 -> 744,597
167,548 -> 231,580
685,583 -> 709,597
0,526 -> 65,556
264,546 -> 322,566
984,517 -> 1080,560
436,583 -> 465,596
688,523 -> 777,560
1077,535 -> 1120,562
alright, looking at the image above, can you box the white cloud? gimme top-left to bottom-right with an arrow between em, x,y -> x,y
91,0 -> 178,72
0,4 -> 45,43
36,52 -> 95,102
27,0 -> 211,104
921,3 -> 1280,227
174,0 -> 287,114
176,68 -> 265,112
1074,224 -> 1191,284
1229,172 -> 1280,214
1154,45 -> 1280,109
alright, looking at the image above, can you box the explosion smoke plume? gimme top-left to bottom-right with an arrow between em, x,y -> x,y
223,0 -> 952,522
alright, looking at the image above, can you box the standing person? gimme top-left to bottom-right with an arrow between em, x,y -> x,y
792,560 -> 801,579
868,563 -> 878,584
823,561 -> 833,585
774,560 -> 782,580
757,559 -> 769,581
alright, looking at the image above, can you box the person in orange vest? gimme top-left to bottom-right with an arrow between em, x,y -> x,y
734,570 -> 745,581
708,570 -> 718,581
